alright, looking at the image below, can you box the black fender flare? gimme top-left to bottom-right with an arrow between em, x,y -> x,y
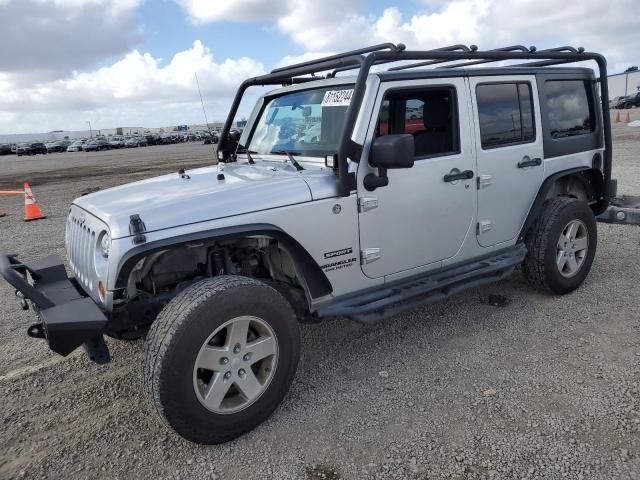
519,167 -> 605,242
114,223 -> 333,300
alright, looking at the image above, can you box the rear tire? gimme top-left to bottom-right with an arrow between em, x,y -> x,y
522,197 -> 597,294
142,276 -> 300,444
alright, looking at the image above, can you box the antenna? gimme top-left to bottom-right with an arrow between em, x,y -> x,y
195,72 -> 216,155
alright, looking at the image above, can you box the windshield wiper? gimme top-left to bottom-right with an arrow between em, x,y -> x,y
271,150 -> 304,171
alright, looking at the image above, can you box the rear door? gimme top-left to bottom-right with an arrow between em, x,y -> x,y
469,76 -> 544,247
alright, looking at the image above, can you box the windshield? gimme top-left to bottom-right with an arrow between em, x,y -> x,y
246,85 -> 354,158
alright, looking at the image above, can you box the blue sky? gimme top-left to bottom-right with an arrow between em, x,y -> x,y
0,0 -> 637,134
134,0 -> 426,70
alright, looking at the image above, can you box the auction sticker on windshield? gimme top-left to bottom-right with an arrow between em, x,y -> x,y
322,89 -> 354,107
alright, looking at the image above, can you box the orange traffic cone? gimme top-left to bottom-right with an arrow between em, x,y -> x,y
614,111 -> 620,123
24,183 -> 45,221
625,112 -> 631,123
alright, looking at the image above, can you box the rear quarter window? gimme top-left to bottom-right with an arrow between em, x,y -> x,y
544,80 -> 594,139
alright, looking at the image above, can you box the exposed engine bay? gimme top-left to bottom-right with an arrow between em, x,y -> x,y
109,237 -> 306,338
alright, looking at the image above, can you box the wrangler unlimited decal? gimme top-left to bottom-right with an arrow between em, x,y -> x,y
321,257 -> 358,272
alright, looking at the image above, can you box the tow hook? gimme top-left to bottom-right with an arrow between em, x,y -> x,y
27,323 -> 45,339
15,290 -> 28,310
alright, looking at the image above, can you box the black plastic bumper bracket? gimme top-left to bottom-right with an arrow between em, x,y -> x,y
0,254 -> 110,362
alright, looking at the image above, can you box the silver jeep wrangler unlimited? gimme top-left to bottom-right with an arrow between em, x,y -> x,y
1,43 -> 614,444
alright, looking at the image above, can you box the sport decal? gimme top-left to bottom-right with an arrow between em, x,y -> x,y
323,247 -> 353,259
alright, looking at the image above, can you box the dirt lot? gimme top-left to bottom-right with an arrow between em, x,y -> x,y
0,125 -> 639,480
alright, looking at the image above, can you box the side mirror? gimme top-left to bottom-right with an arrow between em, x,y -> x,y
364,134 -> 414,191
370,134 -> 414,169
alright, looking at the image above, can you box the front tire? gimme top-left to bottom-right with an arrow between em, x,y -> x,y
522,197 -> 597,294
142,276 -> 300,444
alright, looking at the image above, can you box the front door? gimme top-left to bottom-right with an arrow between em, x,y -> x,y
357,79 -> 475,279
469,76 -> 544,247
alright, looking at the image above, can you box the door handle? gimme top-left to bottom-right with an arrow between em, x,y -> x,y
444,169 -> 474,182
517,156 -> 542,168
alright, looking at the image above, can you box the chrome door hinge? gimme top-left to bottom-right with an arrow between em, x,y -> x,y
361,248 -> 382,264
477,175 -> 492,189
477,220 -> 492,235
358,196 -> 378,213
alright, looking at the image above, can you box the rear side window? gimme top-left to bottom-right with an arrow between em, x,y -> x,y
544,80 -> 593,139
476,82 -> 535,149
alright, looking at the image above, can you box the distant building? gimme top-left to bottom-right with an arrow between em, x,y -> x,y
608,70 -> 640,100
99,127 -> 144,136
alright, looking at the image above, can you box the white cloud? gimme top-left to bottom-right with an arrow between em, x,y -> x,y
176,0 -> 288,22
0,41 -> 265,133
3,0 -> 639,134
274,51 -> 334,69
175,0 -> 639,73
278,0 -> 638,72
0,0 -> 143,78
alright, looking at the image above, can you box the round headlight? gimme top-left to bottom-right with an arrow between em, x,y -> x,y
99,232 -> 111,258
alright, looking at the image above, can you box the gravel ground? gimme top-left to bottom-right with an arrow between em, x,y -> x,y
0,120 -> 639,480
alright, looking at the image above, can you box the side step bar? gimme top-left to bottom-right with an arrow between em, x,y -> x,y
316,245 -> 526,324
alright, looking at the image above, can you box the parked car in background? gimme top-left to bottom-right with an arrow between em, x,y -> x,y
10,144 -> 18,154
108,137 -> 125,149
67,140 -> 84,152
83,139 -> 109,152
125,137 -> 147,148
202,130 -> 219,145
158,134 -> 176,145
615,92 -> 640,109
47,140 -> 71,153
145,133 -> 160,145
0,144 -> 12,155
16,142 -> 47,156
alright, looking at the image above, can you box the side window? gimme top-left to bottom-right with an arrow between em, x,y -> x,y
376,87 -> 459,159
544,80 -> 593,139
476,82 -> 535,149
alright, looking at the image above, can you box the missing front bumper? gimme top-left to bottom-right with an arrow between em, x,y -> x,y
0,255 -> 110,364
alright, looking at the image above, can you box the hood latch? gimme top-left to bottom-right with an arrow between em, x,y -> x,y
129,214 -> 147,245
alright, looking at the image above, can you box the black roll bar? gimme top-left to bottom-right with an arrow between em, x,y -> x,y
217,44 -> 611,212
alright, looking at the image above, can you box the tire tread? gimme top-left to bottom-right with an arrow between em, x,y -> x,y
522,197 -> 596,294
141,275 -> 294,443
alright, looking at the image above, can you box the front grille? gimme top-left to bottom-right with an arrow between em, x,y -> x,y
65,206 -> 108,295
66,213 -> 96,291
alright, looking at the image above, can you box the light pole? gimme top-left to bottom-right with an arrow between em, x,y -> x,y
86,120 -> 93,138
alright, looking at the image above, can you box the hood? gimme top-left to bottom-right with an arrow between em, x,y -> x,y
74,163 -> 313,238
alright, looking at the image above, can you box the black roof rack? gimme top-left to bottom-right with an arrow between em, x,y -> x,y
387,44 -> 478,71
270,43 -> 405,74
433,45 -> 532,69
217,42 -> 611,212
